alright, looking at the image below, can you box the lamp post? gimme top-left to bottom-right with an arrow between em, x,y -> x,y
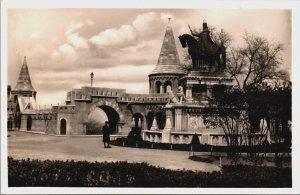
90,72 -> 94,88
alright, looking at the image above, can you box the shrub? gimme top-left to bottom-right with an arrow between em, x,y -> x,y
8,157 -> 291,187
191,134 -> 201,146
111,138 -> 291,153
126,127 -> 143,146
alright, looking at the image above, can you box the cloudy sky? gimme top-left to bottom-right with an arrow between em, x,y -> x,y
7,9 -> 291,106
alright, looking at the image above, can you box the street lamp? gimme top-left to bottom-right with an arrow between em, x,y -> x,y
90,72 -> 94,88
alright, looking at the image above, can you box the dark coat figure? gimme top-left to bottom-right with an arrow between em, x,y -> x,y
102,121 -> 111,148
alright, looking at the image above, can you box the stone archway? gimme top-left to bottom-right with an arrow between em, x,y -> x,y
99,105 -> 120,134
88,100 -> 123,134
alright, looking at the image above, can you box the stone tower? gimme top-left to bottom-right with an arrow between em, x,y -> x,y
149,18 -> 186,95
10,56 -> 37,102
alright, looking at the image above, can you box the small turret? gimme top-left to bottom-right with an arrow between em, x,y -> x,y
11,56 -> 37,100
149,19 -> 186,94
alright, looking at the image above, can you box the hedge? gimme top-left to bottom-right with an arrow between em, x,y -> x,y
111,138 -> 291,153
8,157 -> 291,187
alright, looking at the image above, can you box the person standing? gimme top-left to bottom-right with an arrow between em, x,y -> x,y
102,121 -> 111,148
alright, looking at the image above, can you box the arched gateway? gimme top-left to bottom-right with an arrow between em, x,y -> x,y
88,100 -> 123,134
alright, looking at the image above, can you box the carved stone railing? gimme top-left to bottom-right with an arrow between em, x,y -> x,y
142,130 -> 236,146
143,130 -> 162,143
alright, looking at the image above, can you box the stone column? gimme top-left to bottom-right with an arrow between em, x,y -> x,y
160,85 -> 164,94
174,108 -> 182,131
138,118 -> 142,128
185,84 -> 193,103
130,118 -> 135,128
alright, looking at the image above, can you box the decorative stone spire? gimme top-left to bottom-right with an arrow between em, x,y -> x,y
149,18 -> 185,75
14,56 -> 36,92
157,18 -> 180,66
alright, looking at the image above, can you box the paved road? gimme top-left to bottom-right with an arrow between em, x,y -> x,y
8,131 -> 220,172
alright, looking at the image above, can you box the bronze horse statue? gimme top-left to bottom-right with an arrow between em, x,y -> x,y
178,33 -> 226,72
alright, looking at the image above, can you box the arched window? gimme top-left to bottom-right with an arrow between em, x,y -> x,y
155,81 -> 162,94
164,80 -> 172,93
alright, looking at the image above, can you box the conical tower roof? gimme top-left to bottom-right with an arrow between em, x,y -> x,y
150,19 -> 186,76
13,56 -> 36,92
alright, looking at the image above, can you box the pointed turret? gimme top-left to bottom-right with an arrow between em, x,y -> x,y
150,18 -> 185,75
157,18 -> 180,66
11,56 -> 37,100
14,56 -> 36,92
149,19 -> 186,94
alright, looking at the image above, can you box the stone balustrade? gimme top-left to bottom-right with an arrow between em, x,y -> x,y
143,130 -> 162,142
66,87 -> 126,103
142,130 -> 231,145
52,105 -> 76,113
117,94 -> 168,103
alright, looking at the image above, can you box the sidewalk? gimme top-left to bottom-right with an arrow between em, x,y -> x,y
7,131 -> 220,172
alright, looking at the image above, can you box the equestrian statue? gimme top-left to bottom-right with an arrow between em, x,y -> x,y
178,21 -> 226,72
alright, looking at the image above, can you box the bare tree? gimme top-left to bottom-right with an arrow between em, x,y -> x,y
226,32 -> 288,89
209,26 -> 233,48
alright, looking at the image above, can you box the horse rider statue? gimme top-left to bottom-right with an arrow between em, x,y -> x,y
179,21 -> 226,72
190,21 -> 217,56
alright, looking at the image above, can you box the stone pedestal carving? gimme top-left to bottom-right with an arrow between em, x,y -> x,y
188,115 -> 205,132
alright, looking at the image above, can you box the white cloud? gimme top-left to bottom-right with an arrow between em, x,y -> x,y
66,21 -> 84,34
65,21 -> 89,49
85,19 -> 94,26
132,12 -> 156,32
66,32 -> 89,49
58,43 -> 75,54
90,12 -> 164,49
51,51 -> 59,59
50,43 -> 78,65
90,25 -> 136,48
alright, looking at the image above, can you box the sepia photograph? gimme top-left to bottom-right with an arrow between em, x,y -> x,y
1,0 -> 299,194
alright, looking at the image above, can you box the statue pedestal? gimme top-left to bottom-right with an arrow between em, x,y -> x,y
179,70 -> 234,105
